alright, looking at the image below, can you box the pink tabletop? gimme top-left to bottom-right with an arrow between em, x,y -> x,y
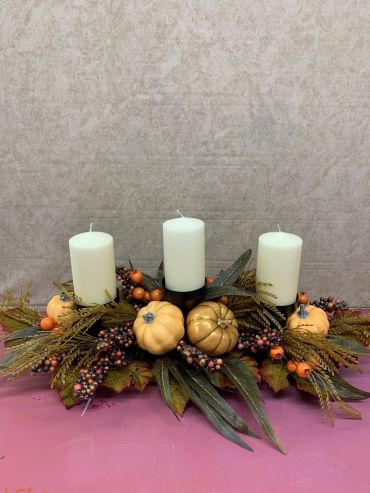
1,342 -> 370,493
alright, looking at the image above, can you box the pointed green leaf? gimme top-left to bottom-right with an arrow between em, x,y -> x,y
169,377 -> 189,417
240,356 -> 261,383
167,359 -> 253,451
206,371 -> 235,390
0,313 -> 32,333
213,249 -> 252,287
204,285 -> 254,301
184,368 -> 259,438
158,261 -> 164,285
328,337 -> 370,354
4,326 -> 41,341
153,357 -> 176,416
260,360 -> 290,393
141,272 -> 162,291
221,355 -> 285,453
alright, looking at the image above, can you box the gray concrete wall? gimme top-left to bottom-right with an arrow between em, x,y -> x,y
0,1 -> 369,305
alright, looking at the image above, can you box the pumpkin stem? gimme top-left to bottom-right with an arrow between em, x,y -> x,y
297,303 -> 309,319
142,312 -> 155,324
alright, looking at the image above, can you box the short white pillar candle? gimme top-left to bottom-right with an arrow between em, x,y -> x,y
69,231 -> 117,305
163,216 -> 205,292
256,231 -> 303,306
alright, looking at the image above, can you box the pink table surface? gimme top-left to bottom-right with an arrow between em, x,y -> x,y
1,344 -> 370,493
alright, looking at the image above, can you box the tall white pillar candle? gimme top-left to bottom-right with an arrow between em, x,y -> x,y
163,217 -> 205,292
256,231 -> 303,306
69,231 -> 117,305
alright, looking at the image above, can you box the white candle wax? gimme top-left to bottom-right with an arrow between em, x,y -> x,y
163,217 -> 205,292
69,231 -> 117,305
256,231 -> 303,306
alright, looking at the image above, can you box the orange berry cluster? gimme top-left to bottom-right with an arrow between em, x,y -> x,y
116,266 -> 164,310
269,345 -> 314,379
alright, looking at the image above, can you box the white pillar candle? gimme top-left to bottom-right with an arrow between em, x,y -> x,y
69,231 -> 117,305
163,216 -> 205,292
256,231 -> 303,306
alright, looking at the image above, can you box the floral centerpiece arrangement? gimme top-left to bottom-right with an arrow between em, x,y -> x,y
1,245 -> 369,453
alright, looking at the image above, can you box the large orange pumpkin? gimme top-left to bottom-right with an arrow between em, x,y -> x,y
186,301 -> 238,356
133,301 -> 185,355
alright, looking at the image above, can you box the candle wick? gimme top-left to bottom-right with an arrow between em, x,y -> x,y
277,224 -> 281,232
176,210 -> 184,218
89,222 -> 93,232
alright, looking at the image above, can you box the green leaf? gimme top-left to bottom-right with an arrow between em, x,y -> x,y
169,377 -> 189,417
141,273 -> 162,291
0,348 -> 25,372
221,355 -> 285,453
328,337 -> 370,354
54,368 -> 82,409
168,360 -> 254,451
240,356 -> 261,383
3,327 -> 46,348
260,360 -> 290,393
0,313 -> 32,333
204,285 -> 254,301
157,261 -> 164,285
184,367 -> 258,438
153,357 -> 174,412
103,361 -> 153,393
213,249 -> 252,287
206,371 -> 235,390
294,376 -> 317,396
295,374 -> 370,401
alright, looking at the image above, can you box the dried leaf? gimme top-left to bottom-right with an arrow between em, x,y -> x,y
103,361 -> 153,393
260,360 -> 290,393
54,368 -> 82,409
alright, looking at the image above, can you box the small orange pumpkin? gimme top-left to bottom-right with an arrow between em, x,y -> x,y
46,295 -> 75,322
287,304 -> 329,336
133,301 -> 185,355
186,302 -> 238,356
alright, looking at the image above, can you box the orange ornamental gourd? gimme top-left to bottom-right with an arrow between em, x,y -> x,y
46,295 -> 75,322
133,301 -> 185,355
186,301 -> 238,356
287,298 -> 329,336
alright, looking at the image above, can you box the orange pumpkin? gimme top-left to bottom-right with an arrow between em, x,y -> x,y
133,301 -> 185,355
186,302 -> 238,356
46,295 -> 75,322
287,304 -> 329,336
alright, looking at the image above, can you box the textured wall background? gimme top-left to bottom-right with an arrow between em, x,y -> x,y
0,1 -> 369,305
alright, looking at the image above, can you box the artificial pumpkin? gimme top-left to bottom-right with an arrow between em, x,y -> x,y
133,301 -> 185,355
46,294 -> 75,322
287,304 -> 329,336
186,301 -> 238,356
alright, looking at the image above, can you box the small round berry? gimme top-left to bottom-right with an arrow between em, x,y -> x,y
269,346 -> 285,360
297,291 -> 309,305
130,269 -> 143,285
74,383 -> 82,392
286,360 -> 298,373
206,275 -> 215,286
40,316 -> 56,331
132,287 -> 145,300
150,288 -> 164,301
143,291 -> 152,303
218,296 -> 228,305
296,362 -> 313,378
